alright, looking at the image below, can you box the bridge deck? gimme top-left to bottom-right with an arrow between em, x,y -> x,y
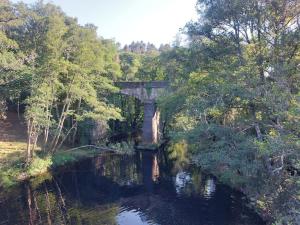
115,81 -> 168,89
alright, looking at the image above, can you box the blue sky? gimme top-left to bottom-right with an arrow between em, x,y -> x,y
11,0 -> 198,47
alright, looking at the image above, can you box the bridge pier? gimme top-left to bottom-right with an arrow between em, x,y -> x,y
142,102 -> 160,144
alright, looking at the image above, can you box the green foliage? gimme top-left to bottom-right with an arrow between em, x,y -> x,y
27,156 -> 52,177
0,1 -> 123,154
0,0 -> 299,223
51,148 -> 97,166
0,1 -> 28,119
119,52 -> 141,81
0,165 -> 22,188
160,0 -> 300,224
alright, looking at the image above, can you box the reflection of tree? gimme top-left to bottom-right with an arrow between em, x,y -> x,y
92,152 -> 161,188
26,183 -> 36,225
94,154 -> 143,186
44,184 -> 53,225
53,178 -> 70,224
0,177 -> 120,225
0,153 -> 264,225
191,168 -> 203,195
173,166 -> 218,199
167,140 -> 190,172
68,204 -> 118,225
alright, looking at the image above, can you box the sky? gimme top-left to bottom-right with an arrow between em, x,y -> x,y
11,0 -> 198,47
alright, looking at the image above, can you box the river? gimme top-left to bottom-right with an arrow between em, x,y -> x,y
0,150 -> 265,225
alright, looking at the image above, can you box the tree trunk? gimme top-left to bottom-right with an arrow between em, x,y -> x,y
26,119 -> 34,164
71,98 -> 81,146
43,102 -> 52,150
17,99 -> 20,120
57,122 -> 77,150
256,1 -> 265,86
50,101 -> 70,152
31,128 -> 39,157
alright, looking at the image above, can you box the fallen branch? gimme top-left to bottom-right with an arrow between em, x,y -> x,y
63,145 -> 115,153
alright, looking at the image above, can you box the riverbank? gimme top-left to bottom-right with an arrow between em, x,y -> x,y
0,140 -> 133,189
191,154 -> 299,225
165,133 -> 298,225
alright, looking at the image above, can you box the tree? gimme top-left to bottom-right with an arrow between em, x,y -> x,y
159,0 -> 299,223
0,0 -> 27,119
0,1 -> 123,161
119,52 -> 141,81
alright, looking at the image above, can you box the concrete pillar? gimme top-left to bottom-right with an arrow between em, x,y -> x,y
142,102 -> 160,144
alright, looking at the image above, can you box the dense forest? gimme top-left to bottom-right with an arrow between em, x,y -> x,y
0,0 -> 299,224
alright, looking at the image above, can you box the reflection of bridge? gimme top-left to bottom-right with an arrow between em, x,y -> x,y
115,81 -> 168,145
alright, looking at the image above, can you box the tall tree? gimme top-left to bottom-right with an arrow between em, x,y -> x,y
0,0 -> 26,119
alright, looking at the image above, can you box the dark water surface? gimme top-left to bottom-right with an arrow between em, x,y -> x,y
0,151 -> 265,225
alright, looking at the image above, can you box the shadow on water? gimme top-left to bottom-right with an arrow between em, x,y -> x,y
0,150 -> 265,225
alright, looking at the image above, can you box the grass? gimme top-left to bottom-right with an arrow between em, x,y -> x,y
0,141 -> 28,165
0,140 -> 118,189
0,141 -> 28,187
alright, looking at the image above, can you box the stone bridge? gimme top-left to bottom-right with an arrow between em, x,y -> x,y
115,81 -> 168,145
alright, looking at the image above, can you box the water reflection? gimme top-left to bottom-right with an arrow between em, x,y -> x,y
117,210 -> 157,225
0,151 -> 265,225
152,155 -> 159,182
204,178 -> 216,198
175,171 -> 191,194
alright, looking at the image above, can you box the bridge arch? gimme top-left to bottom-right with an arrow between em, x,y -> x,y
115,81 -> 168,144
